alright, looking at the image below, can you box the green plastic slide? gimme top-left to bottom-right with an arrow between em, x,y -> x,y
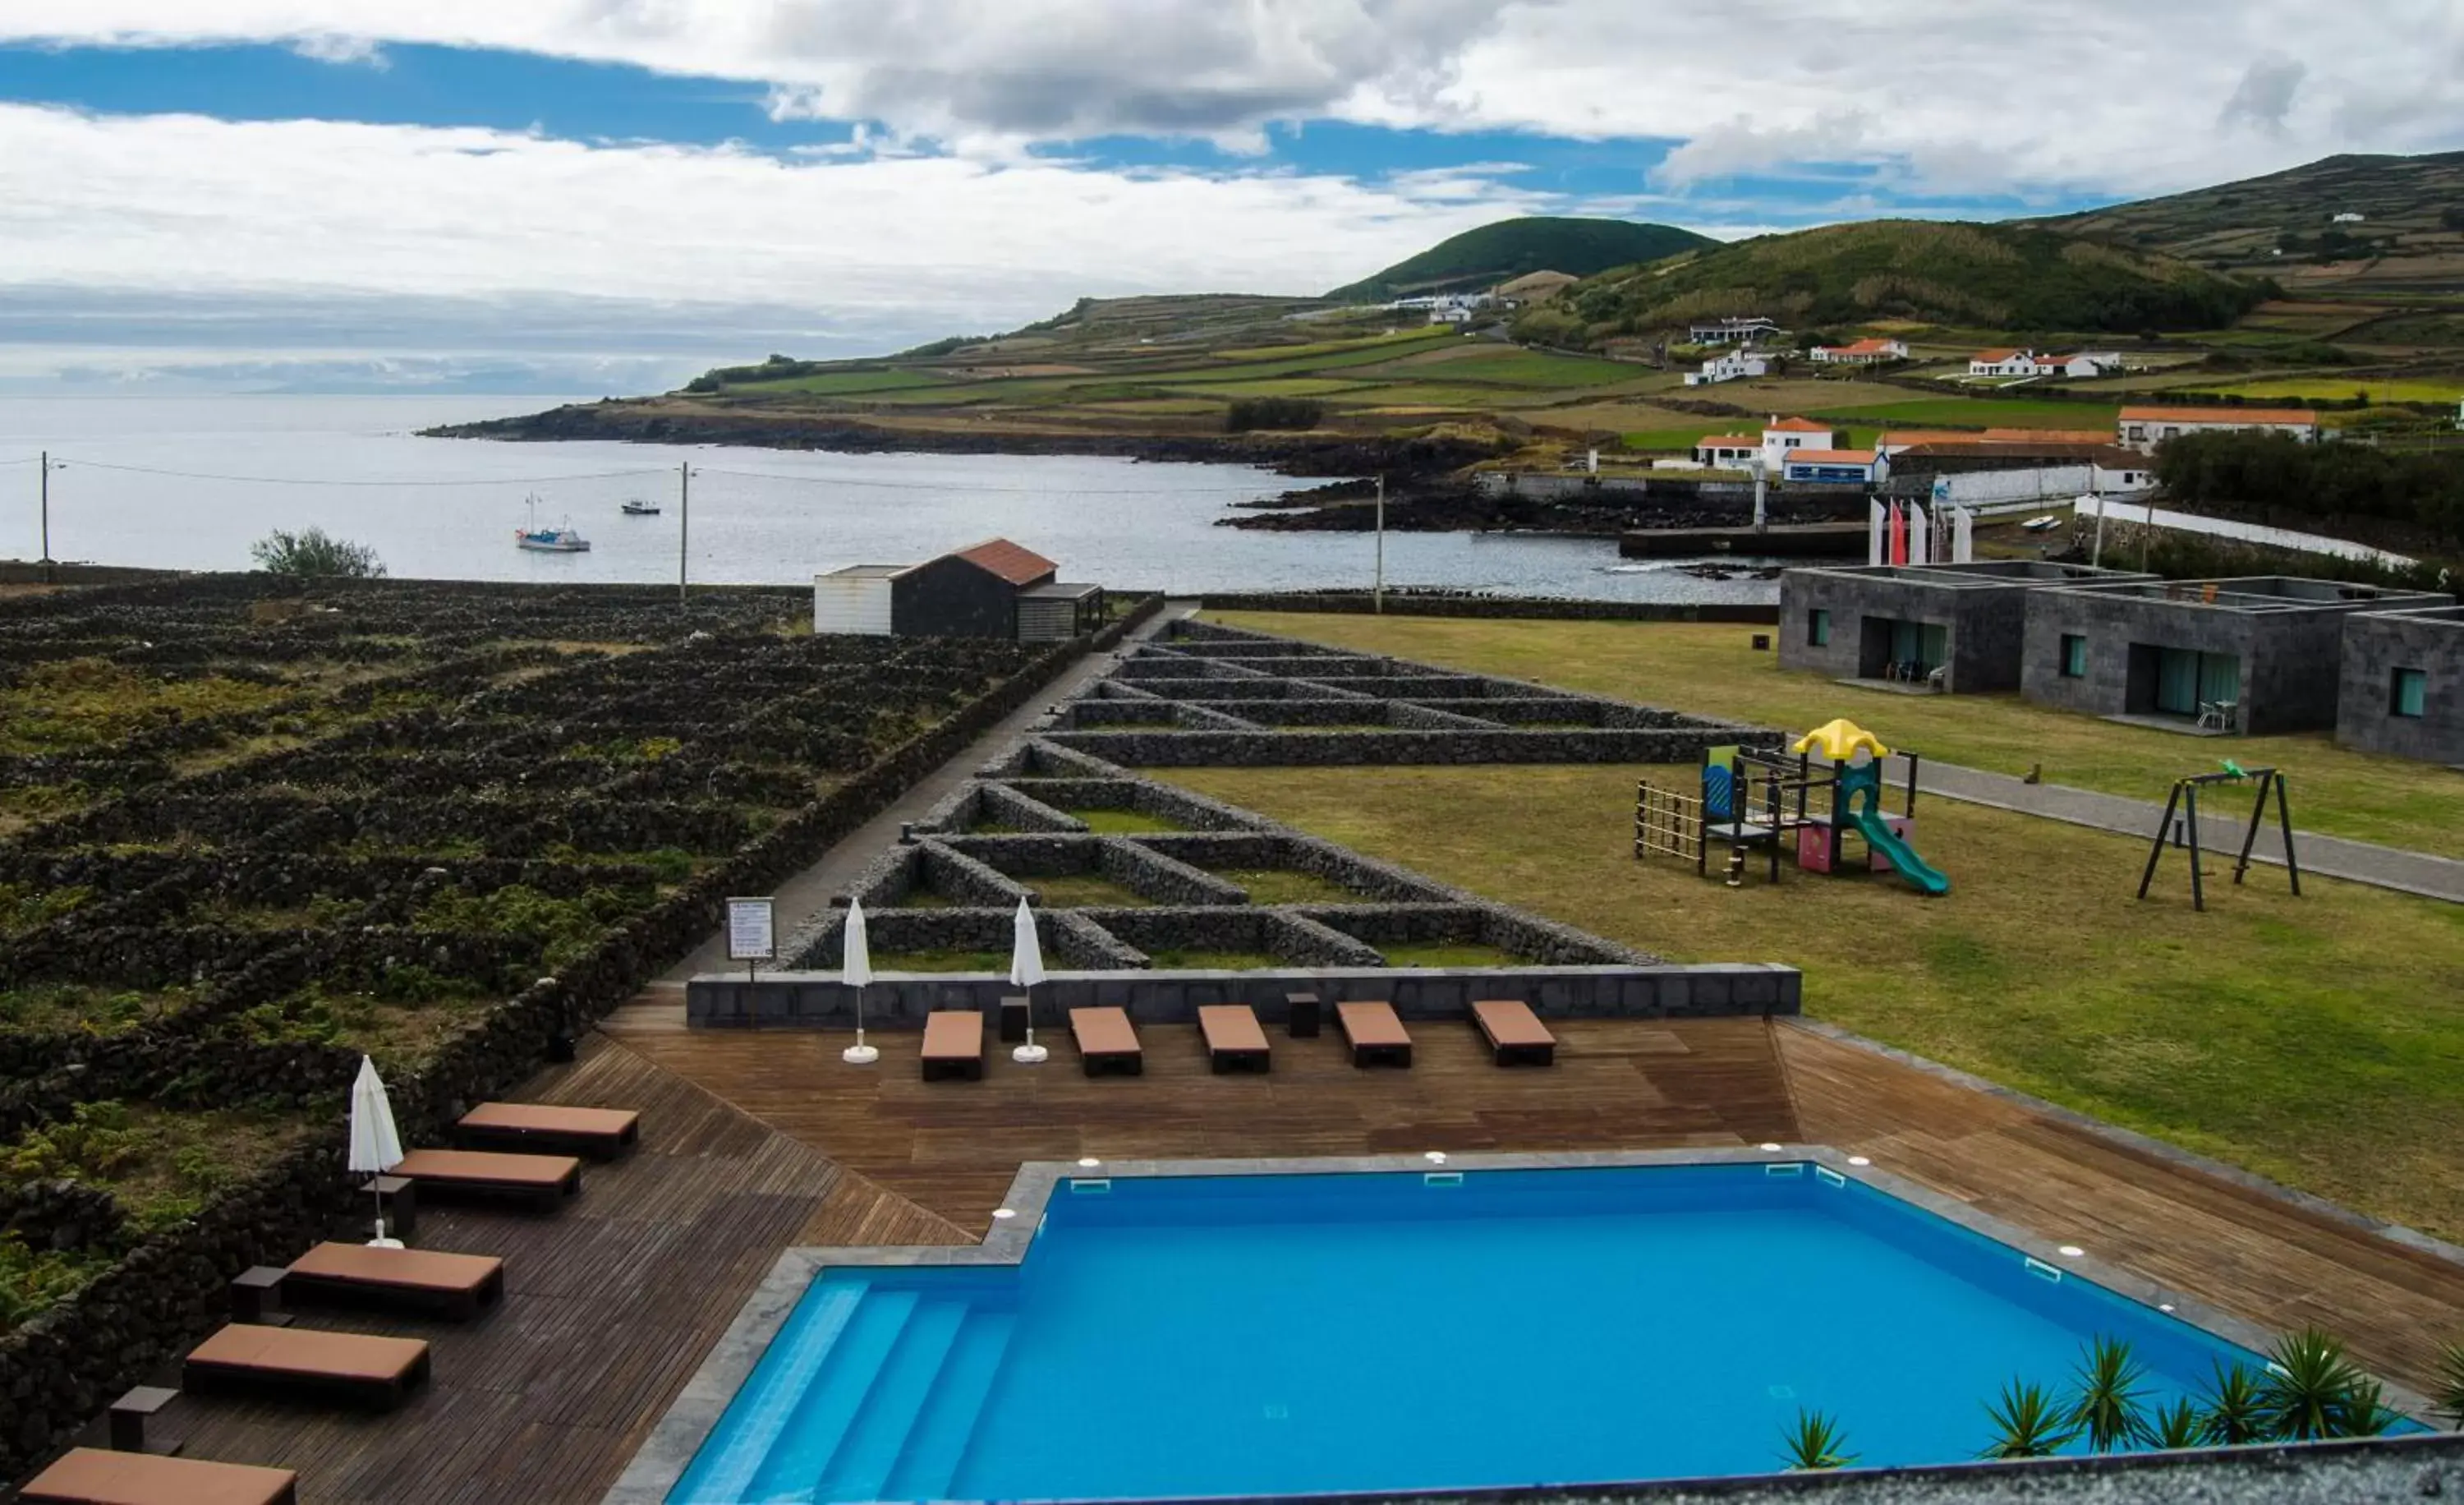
1847,808 -> 1951,895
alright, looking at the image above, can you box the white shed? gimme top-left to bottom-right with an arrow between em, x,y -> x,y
812,564 -> 901,635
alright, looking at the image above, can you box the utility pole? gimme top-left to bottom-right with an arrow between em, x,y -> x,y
1372,472 -> 1386,614
38,450 -> 53,584
678,460 -> 691,606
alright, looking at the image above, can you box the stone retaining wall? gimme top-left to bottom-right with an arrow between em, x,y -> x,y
1196,591 -> 1781,624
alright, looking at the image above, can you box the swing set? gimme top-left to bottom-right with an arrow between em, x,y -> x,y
2135,761 -> 2301,912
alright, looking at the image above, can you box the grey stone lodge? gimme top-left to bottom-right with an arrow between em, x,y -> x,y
1780,560 -> 2152,692
2337,603 -> 2464,765
2020,577 -> 2448,734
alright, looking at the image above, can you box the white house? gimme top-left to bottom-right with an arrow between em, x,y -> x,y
1781,449 -> 1886,485
1761,417 -> 1834,467
2047,351 -> 2126,378
1692,434 -> 1762,467
1684,349 -> 1771,386
1429,306 -> 1474,326
2117,406 -> 2319,453
2332,211 -> 2367,224
1809,337 -> 1909,365
1969,347 -> 2039,377
1689,316 -> 1780,345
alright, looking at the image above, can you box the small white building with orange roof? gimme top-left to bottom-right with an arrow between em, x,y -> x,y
2116,406 -> 2319,453
1809,337 -> 1909,365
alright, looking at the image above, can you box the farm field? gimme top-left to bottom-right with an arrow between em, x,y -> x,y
0,577 -> 1046,1341
1812,396 -> 2124,430
1205,610 -> 2464,850
1165,760 -> 2464,1243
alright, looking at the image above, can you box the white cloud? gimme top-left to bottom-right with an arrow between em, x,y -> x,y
287,32 -> 388,68
5,1 -> 2456,191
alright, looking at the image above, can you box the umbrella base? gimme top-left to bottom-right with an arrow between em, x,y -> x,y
841,1043 -> 880,1065
1011,1042 -> 1050,1065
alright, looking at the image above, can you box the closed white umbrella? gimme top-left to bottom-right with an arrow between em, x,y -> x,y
347,1056 -> 406,1248
1009,896 -> 1049,1064
841,899 -> 879,1065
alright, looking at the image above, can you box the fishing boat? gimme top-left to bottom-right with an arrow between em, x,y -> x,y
620,498 -> 661,516
514,495 -> 591,553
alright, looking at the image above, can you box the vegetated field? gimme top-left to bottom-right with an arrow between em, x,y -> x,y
1811,397 -> 2124,430
2190,376 -> 2464,403
1204,612 -> 2464,850
1352,347 -> 1643,389
1165,761 -> 2464,1243
728,368 -> 963,396
0,577 -> 1041,1332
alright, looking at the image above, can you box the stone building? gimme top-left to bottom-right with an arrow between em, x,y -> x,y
2337,604 -> 2464,765
1780,560 -> 2153,692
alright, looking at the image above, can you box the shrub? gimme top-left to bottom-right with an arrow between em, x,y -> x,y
1225,397 -> 1326,432
251,527 -> 386,579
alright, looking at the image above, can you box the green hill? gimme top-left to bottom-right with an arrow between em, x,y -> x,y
1324,217 -> 1713,302
2034,152 -> 2464,273
1520,219 -> 2269,345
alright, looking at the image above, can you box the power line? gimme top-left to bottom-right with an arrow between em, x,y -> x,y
47,458 -> 674,488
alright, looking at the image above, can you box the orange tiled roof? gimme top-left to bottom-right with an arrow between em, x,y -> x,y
1765,417 -> 1832,432
1971,347 -> 2028,362
1696,435 -> 1760,448
1786,449 -> 1878,464
1983,427 -> 2112,444
1823,338 -> 1901,356
2117,406 -> 2318,426
948,537 -> 1058,585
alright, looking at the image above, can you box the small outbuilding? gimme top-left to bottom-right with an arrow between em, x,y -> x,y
1781,560 -> 2154,693
812,538 -> 1104,642
2337,604 -> 2464,765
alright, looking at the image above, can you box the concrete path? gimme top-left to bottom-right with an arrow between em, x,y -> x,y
1889,756 -> 2464,904
657,601 -> 1198,983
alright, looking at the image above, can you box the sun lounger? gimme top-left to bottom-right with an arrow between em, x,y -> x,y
390,1148 -> 582,1212
21,1448 -> 298,1505
1069,1006 -> 1142,1076
453,1102 -> 639,1160
183,1323 -> 430,1411
1337,1001 -> 1413,1068
283,1242 -> 505,1321
1472,998 -> 1557,1066
922,1009 -> 984,1080
1198,1005 -> 1270,1074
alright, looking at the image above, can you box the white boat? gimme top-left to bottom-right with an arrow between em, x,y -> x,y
620,498 -> 661,516
515,494 -> 591,552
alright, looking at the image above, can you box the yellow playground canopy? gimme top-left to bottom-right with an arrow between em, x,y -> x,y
1793,718 -> 1891,762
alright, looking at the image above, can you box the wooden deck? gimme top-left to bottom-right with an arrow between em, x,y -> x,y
617,1015 -> 1801,1233
143,1038 -> 969,1504
113,1009 -> 2464,1502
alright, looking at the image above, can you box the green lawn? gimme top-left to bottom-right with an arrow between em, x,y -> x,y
1028,872 -> 1153,908
1166,762 -> 2464,1242
2192,377 -> 2464,403
727,369 -> 958,396
1381,941 -> 1524,968
1217,868 -> 1362,904
1073,808 -> 1188,834
1810,397 -> 2122,430
1207,613 -> 2464,850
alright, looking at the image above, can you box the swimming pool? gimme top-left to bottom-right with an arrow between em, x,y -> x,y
666,1159 -> 2277,1502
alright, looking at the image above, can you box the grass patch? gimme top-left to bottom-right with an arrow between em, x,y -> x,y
2193,376 -> 2464,403
1381,941 -> 1524,968
0,984 -> 196,1037
1219,868 -> 1363,904
1164,761 -> 2464,1242
1028,872 -> 1154,907
1207,612 -> 2464,850
228,988 -> 496,1071
1145,948 -> 1285,970
726,369 -> 956,396
0,660 -> 296,754
890,887 -> 959,909
1072,808 -> 1188,834
1810,397 -> 2121,430
875,949 -> 1010,972
2,1101 -> 318,1232
0,1237 -> 114,1331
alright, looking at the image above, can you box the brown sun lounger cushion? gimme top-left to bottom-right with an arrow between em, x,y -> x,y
922,1010 -> 984,1080
455,1102 -> 639,1159
1337,1001 -> 1413,1068
286,1242 -> 504,1320
21,1448 -> 298,1505
391,1148 -> 582,1210
1069,1006 -> 1142,1076
185,1323 -> 430,1411
1198,1005 -> 1270,1074
1473,999 -> 1557,1066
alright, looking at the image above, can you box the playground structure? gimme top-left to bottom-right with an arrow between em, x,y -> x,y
1634,717 -> 1950,895
2135,762 -> 2301,912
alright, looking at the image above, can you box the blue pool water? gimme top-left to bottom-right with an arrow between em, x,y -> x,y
670,1164 -> 2275,1502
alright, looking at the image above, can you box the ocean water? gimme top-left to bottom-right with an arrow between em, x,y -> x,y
671,1164 -> 2283,1502
0,395 -> 1777,602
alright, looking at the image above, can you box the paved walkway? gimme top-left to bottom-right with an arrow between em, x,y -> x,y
1889,756 -> 2464,904
657,601 -> 1197,983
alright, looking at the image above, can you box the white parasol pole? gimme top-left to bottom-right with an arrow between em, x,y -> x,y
347,1056 -> 406,1248
1009,896 -> 1049,1065
841,899 -> 879,1065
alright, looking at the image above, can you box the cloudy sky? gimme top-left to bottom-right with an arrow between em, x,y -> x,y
1,1 -> 2457,394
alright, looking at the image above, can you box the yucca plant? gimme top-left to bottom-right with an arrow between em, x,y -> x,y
2439,1339 -> 2464,1431
1981,1379 -> 2080,1459
2259,1328 -> 2375,1440
2066,1336 -> 2151,1452
1778,1408 -> 1855,1470
2145,1397 -> 2209,1451
2200,1361 -> 2270,1444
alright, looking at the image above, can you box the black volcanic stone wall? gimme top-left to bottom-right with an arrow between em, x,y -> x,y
1047,727 -> 1771,766
1193,591 -> 1780,624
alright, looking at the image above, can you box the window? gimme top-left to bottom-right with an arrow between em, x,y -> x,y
1808,609 -> 1831,647
2393,668 -> 2427,718
2060,633 -> 2087,678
